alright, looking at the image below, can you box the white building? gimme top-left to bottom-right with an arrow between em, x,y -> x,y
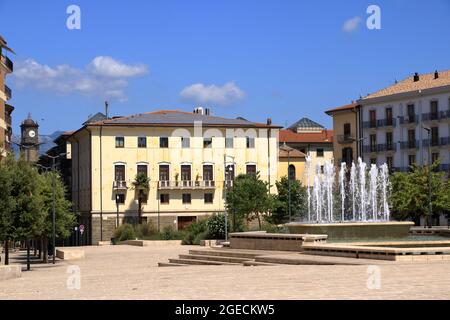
358,70 -> 450,174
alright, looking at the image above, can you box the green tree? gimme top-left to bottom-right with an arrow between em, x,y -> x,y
132,173 -> 150,225
390,163 -> 450,226
0,156 -> 17,265
269,176 -> 308,225
225,173 -> 275,230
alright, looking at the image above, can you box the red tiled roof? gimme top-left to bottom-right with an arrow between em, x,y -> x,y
279,148 -> 306,158
325,103 -> 359,115
279,129 -> 333,144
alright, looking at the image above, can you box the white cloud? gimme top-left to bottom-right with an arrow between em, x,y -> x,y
180,82 -> 245,106
12,56 -> 148,101
343,16 -> 362,32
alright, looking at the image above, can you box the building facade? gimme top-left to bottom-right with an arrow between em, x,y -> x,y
325,103 -> 360,165
278,117 -> 333,186
68,109 -> 281,244
0,35 -> 14,158
358,70 -> 450,174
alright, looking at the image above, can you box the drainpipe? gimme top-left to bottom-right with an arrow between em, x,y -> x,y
99,125 -> 103,242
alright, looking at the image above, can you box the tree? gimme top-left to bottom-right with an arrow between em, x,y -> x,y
269,176 -> 308,225
225,173 -> 275,230
390,163 -> 450,225
132,173 -> 150,225
0,156 -> 17,265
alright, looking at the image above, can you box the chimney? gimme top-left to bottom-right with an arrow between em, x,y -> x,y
204,108 -> 210,116
413,72 -> 420,82
434,70 -> 439,79
266,118 -> 272,125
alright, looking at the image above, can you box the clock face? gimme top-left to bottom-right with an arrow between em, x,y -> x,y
28,130 -> 36,138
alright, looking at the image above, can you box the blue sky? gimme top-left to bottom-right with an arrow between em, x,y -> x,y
1,0 -> 449,134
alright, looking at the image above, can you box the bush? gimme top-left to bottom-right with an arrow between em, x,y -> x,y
114,224 -> 136,242
206,213 -> 227,239
135,221 -> 157,238
193,230 -> 209,245
160,225 -> 176,240
182,218 -> 208,245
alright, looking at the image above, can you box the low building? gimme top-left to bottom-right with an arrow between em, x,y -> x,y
278,117 -> 333,186
278,144 -> 306,181
68,109 -> 281,244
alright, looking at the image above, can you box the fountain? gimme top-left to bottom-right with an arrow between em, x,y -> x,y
286,157 -> 413,239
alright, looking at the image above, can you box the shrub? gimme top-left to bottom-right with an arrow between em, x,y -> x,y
182,218 -> 208,245
160,225 -> 176,240
193,230 -> 209,245
206,213 -> 227,239
114,224 -> 136,242
135,221 -> 157,238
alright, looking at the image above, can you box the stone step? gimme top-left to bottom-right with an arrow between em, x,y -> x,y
168,258 -> 239,266
188,249 -> 264,259
242,261 -> 277,267
254,253 -> 384,265
158,262 -> 188,267
179,254 -> 252,263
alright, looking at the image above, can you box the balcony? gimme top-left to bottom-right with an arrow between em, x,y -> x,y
399,140 -> 419,150
422,112 -> 446,122
399,115 -> 419,125
4,85 -> 11,100
113,180 -> 128,190
363,143 -> 396,153
0,55 -> 13,72
224,180 -> 234,188
158,180 -> 216,190
337,134 -> 355,144
423,137 -> 450,147
363,118 -> 396,129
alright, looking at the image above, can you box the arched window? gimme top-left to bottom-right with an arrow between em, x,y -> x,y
288,164 -> 296,181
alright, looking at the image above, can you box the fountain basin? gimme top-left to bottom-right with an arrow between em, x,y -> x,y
285,221 -> 414,240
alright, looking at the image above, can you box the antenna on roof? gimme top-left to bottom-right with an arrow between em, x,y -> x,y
105,101 -> 109,119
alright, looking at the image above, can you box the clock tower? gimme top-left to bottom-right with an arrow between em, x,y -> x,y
20,114 -> 39,163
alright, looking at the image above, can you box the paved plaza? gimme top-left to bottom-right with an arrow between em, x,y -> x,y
1,244 -> 450,300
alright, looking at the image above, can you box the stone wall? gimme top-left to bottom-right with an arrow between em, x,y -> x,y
91,216 -> 117,245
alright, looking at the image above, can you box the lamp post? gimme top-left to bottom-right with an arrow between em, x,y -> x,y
280,143 -> 293,222
45,153 -> 67,264
422,127 -> 433,228
115,194 -> 120,228
224,155 -> 235,242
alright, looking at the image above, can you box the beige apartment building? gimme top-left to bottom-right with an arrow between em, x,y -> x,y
0,35 -> 14,157
68,109 -> 281,244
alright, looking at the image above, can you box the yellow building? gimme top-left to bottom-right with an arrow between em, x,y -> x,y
325,103 -> 360,165
0,35 -> 14,157
278,144 -> 306,182
68,109 -> 281,244
279,117 -> 333,186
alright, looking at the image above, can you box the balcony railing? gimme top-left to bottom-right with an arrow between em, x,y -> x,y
399,115 -> 419,125
423,137 -> 450,147
337,134 -> 355,144
4,85 -> 11,100
363,118 -> 396,129
422,111 -> 448,122
113,180 -> 128,190
399,140 -> 419,150
0,55 -> 13,72
158,180 -> 216,189
363,143 -> 396,153
224,180 -> 234,188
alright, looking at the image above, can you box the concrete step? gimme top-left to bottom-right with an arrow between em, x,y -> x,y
179,254 -> 252,263
168,258 -> 239,266
158,262 -> 188,267
242,261 -> 277,267
188,249 -> 264,259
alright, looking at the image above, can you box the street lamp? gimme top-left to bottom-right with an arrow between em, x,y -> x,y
224,154 -> 235,242
280,143 -> 293,222
44,153 -> 67,264
422,126 -> 433,228
115,193 -> 121,228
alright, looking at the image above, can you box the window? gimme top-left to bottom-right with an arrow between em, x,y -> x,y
225,137 -> 234,148
343,123 -> 351,138
115,137 -> 125,148
407,104 -> 415,122
408,129 -> 416,148
408,154 -> 416,167
138,137 -> 147,148
181,165 -> 191,181
115,193 -> 125,204
432,152 -> 440,165
246,136 -> 255,148
288,164 -> 296,181
137,164 -> 148,177
386,108 -> 393,126
159,165 -> 169,181
386,132 -> 393,150
160,137 -> 169,148
370,134 -> 377,152
181,137 -> 190,148
430,101 -> 438,120
431,127 -> 439,146
160,194 -> 169,204
182,193 -> 191,204
115,165 -> 125,181
203,165 -> 213,181
386,156 -> 393,171
369,110 -> 376,127
316,148 -> 324,157
342,148 -> 353,165
225,164 -> 235,181
203,137 -> 212,148
246,164 -> 257,176
204,193 -> 213,204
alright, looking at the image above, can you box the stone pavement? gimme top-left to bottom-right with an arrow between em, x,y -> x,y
1,244 -> 450,300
